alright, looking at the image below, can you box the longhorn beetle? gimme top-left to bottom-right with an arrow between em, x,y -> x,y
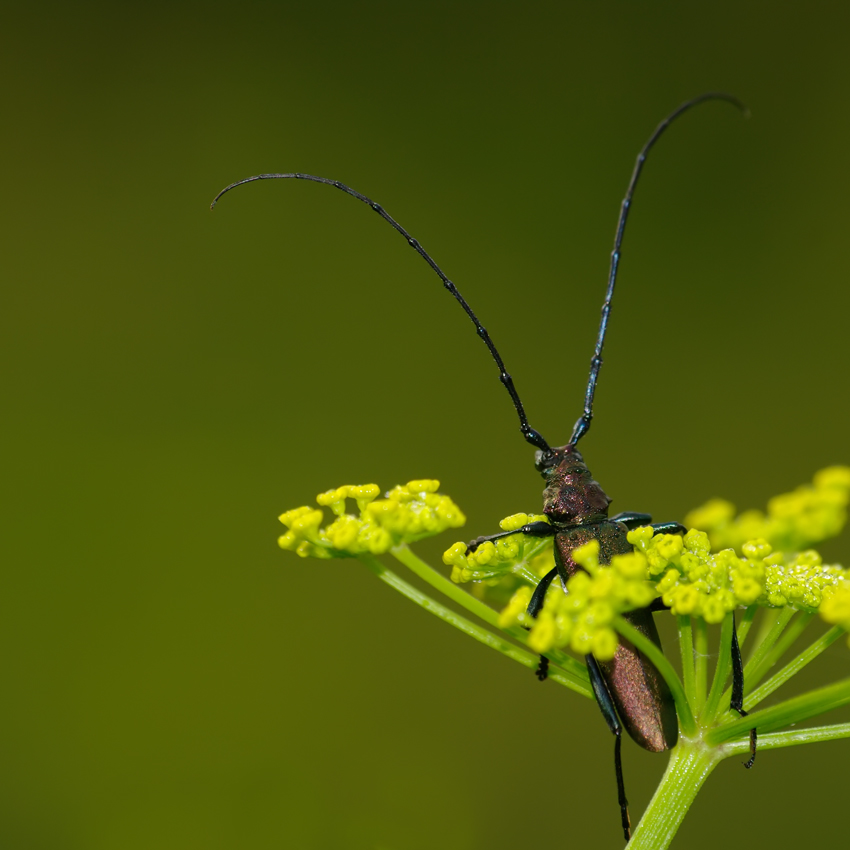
212,93 -> 753,841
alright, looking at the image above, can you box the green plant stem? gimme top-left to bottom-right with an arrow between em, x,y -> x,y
391,544 -> 589,685
613,615 -> 696,735
736,605 -> 757,649
746,611 -> 815,689
747,606 -> 783,654
707,676 -> 850,744
723,723 -> 850,754
744,625 -> 844,711
746,607 -> 795,667
391,544 -> 502,627
702,613 -> 734,723
632,719 -> 850,849
358,554 -> 593,697
678,616 -> 697,715
628,739 -> 720,850
693,618 -> 708,709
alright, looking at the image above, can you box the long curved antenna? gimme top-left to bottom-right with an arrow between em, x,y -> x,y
568,92 -> 749,447
212,173 -> 552,454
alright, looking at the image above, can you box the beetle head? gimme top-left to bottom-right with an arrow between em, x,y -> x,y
535,445 -> 611,525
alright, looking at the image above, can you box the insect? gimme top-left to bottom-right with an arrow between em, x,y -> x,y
212,93 -> 753,841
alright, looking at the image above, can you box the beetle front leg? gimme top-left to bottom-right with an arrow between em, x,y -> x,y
611,512 -> 687,536
651,521 -> 687,536
527,566 -> 560,618
466,520 -> 556,552
466,522 -> 558,680
521,565 -> 561,682
611,511 -> 653,529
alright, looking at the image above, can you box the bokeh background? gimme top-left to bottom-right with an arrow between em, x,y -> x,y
3,3 -> 849,848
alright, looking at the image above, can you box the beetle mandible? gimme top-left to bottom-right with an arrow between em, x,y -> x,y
212,93 -> 753,841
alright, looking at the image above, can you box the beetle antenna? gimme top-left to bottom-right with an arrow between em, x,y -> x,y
568,92 -> 749,447
212,173 -> 552,455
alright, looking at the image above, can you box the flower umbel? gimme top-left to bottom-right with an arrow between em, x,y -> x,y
685,466 -> 850,553
278,468 -> 850,850
278,480 -> 465,558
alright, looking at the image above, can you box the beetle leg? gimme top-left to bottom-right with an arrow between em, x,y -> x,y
651,521 -> 687,536
611,511 -> 653,529
730,613 -> 757,768
527,566 -> 559,619
611,514 -> 686,536
466,520 -> 556,552
586,654 -> 631,841
523,566 -> 561,682
535,655 -> 550,681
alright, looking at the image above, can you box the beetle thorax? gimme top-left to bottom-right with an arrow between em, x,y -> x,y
536,446 -> 612,525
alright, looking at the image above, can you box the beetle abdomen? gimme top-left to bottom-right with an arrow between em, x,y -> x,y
598,608 -> 678,751
554,522 -> 678,752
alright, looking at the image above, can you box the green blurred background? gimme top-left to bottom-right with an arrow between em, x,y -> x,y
3,2 -> 849,848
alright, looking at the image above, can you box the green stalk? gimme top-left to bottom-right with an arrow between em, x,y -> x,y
707,676 -> 850,744
735,605 -> 758,649
391,544 -> 589,685
747,606 -> 784,655
693,618 -> 708,709
358,554 -> 593,698
744,625 -> 844,710
635,720 -> 850,850
701,613 -> 734,723
745,611 -> 815,690
723,723 -> 850,754
678,616 -> 697,715
391,544 -> 503,627
745,607 -> 795,669
613,615 -> 696,735
627,740 -> 720,850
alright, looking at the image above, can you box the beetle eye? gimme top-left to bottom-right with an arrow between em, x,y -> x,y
534,450 -> 556,472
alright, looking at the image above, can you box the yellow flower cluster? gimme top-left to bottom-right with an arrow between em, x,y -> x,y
275,468 -> 850,651
278,480 -> 466,558
632,528 -> 847,619
497,526 -> 849,658
442,514 -> 554,583
820,583 -> 850,646
685,466 -> 850,553
498,540 -> 656,660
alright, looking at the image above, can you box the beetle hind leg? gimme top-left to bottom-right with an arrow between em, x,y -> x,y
730,613 -> 757,768
587,655 -> 631,840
